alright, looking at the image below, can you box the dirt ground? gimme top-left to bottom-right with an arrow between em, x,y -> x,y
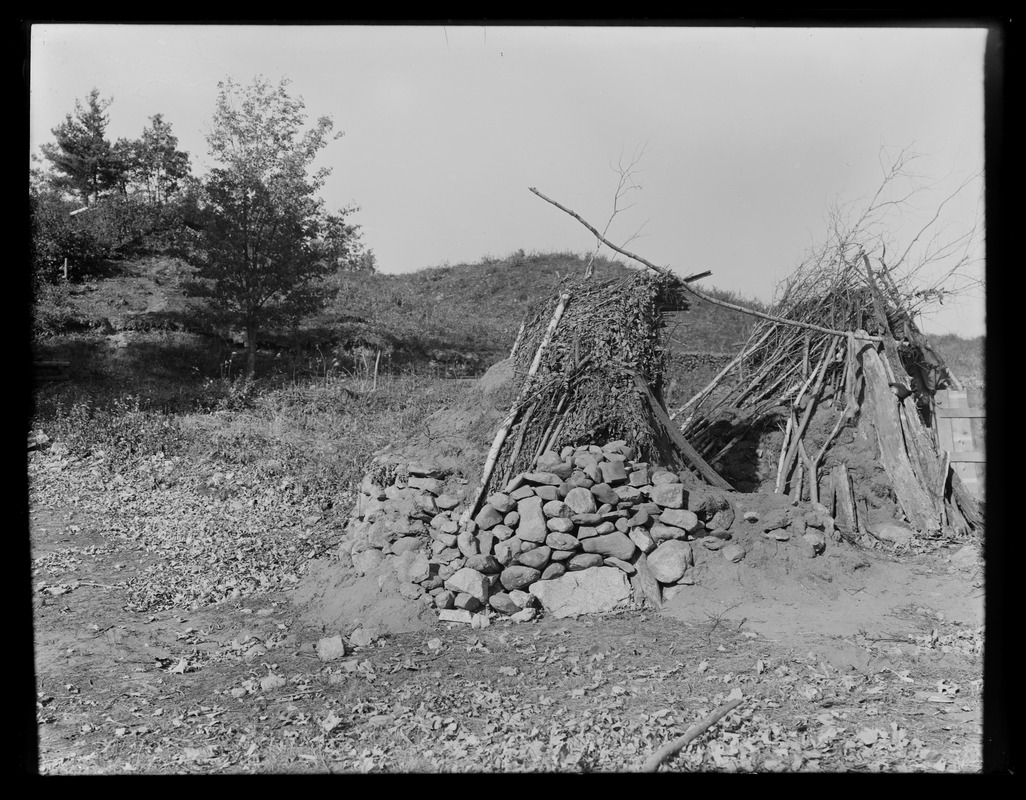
27,463 -> 988,773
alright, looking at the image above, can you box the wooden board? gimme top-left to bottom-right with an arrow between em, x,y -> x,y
934,389 -> 984,497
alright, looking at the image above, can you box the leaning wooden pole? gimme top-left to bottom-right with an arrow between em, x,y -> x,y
462,293 -> 571,523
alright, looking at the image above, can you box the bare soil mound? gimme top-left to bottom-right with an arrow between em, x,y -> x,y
292,360 -> 983,644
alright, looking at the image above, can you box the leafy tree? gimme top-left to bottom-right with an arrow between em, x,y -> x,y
39,88 -> 125,204
316,208 -> 377,275
119,114 -> 191,204
197,76 -> 352,378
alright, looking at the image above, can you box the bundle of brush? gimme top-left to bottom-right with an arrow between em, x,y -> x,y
491,270 -> 687,495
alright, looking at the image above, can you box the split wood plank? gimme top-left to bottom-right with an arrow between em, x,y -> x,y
934,389 -> 983,496
860,342 -> 942,532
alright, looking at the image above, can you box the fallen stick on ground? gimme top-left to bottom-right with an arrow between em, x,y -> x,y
642,695 -> 744,772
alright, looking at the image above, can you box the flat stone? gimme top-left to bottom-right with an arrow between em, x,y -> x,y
576,525 -> 599,540
488,592 -> 519,615
431,514 -> 459,534
572,513 -> 604,526
599,461 -> 628,485
541,562 -> 567,580
546,517 -> 575,534
534,485 -> 559,501
650,483 -> 685,509
522,471 -> 564,486
568,553 -> 605,571
722,543 -> 747,563
415,493 -> 438,515
632,553 -> 663,609
509,589 -> 536,608
510,607 -> 537,623
873,523 -> 914,545
500,565 -> 542,591
510,485 -> 535,501
580,532 -> 637,561
590,483 -> 620,506
627,508 -> 650,527
596,521 -> 616,535
486,492 -> 517,514
435,494 -> 460,510
628,527 -> 657,554
709,504 -> 735,531
613,485 -> 643,503
457,530 -> 479,557
474,505 -> 503,531
408,463 -> 444,478
650,522 -> 691,542
759,508 -> 791,532
393,550 -> 430,584
477,531 -> 495,556
658,508 -> 702,533
491,524 -> 515,541
438,609 -> 473,624
647,541 -> 693,584
701,537 -> 727,551
651,471 -> 681,485
765,529 -> 790,541
545,532 -> 580,551
408,476 -> 444,495
316,635 -> 348,662
352,548 -> 385,576
454,592 -> 482,612
566,470 -> 594,489
517,546 -> 551,570
803,530 -> 827,554
434,591 -> 455,610
528,567 -> 632,618
536,451 -> 574,480
549,548 -> 575,561
444,567 -> 490,603
492,538 -> 522,566
563,487 -> 598,515
390,536 -> 425,555
628,466 -> 650,487
516,496 -> 548,543
603,557 -> 635,575
542,500 -> 572,519
465,554 -> 503,574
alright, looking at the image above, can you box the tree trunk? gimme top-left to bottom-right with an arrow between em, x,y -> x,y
245,320 -> 258,380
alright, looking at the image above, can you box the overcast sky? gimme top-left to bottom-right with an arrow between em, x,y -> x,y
28,23 -> 988,338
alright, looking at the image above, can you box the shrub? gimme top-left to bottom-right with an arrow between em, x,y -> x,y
43,394 -> 187,470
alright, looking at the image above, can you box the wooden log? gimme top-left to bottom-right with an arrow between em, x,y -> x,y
642,696 -> 744,772
859,341 -> 942,532
633,373 -> 735,491
831,464 -> 859,539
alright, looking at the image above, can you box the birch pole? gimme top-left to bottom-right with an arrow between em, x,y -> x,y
462,293 -> 571,524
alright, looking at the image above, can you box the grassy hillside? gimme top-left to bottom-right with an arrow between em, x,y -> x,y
31,246 -> 982,417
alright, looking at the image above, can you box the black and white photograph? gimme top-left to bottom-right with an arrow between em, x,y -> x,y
25,21 -> 1002,774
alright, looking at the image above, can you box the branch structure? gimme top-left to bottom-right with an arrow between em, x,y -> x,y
529,187 -> 885,343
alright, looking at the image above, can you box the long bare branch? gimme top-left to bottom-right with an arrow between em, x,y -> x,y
529,187 -> 884,343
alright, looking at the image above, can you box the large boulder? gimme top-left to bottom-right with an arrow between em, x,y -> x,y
528,567 -> 632,618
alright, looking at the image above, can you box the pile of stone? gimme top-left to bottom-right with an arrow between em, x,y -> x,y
337,440 -> 847,623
